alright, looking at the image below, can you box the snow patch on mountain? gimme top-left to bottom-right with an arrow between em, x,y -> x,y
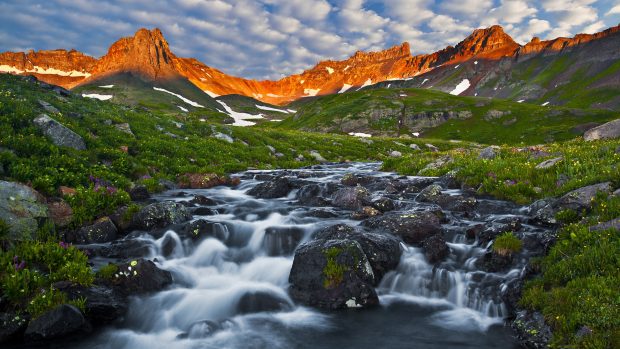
153,87 -> 204,107
338,84 -> 352,93
348,132 -> 372,138
449,79 -> 470,95
82,93 -> 113,101
204,90 -> 220,98
304,88 -> 320,96
325,67 -> 334,74
178,106 -> 188,112
99,85 -> 114,88
216,100 -> 263,127
255,104 -> 289,114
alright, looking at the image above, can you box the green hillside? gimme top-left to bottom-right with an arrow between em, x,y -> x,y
277,87 -> 616,144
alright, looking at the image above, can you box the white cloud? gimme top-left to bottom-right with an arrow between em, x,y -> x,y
607,5 -> 620,16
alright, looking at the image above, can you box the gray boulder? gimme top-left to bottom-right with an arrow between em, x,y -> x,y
289,239 -> 378,309
0,181 -> 48,240
131,201 -> 192,230
554,182 -> 612,212
24,304 -> 88,341
583,118 -> 620,141
332,186 -> 371,210
362,211 -> 443,245
535,157 -> 563,169
33,114 -> 86,150
38,99 -> 59,113
67,217 -> 117,244
478,146 -> 497,160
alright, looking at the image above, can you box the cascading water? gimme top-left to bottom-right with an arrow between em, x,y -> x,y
65,163 -> 548,349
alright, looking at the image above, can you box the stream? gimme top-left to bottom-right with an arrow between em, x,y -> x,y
66,162 -> 550,349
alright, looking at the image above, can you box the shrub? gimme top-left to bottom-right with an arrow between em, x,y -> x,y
0,240 -> 94,303
26,286 -> 86,318
492,232 -> 523,256
96,263 -> 119,280
66,182 -> 130,227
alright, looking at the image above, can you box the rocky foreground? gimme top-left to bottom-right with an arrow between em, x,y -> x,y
2,161 -> 617,348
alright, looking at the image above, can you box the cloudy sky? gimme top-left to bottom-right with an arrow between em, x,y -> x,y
1,0 -> 619,79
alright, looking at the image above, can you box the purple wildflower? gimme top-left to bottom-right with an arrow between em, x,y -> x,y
59,241 -> 71,249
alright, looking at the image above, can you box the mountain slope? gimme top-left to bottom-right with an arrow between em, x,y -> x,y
1,25 -> 619,108
276,87 -> 616,144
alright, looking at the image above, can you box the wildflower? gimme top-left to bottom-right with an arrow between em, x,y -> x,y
59,241 -> 71,249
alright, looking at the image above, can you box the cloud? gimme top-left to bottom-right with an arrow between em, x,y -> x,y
0,0 -> 617,79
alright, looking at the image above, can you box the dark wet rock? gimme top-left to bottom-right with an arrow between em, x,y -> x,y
180,219 -> 229,242
112,259 -> 172,296
67,217 -> 117,244
81,239 -> 154,259
361,211 -> 443,245
342,173 -> 373,187
589,218 -> 620,232
57,283 -> 127,325
33,114 -> 86,150
128,185 -> 150,201
177,319 -> 236,339
501,278 -> 523,317
527,199 -> 557,226
475,251 -> 513,272
192,207 -> 218,215
0,180 -> 49,240
264,226 -> 305,256
554,182 -> 612,212
512,311 -> 552,349
583,118 -> 620,141
296,183 -> 331,206
351,206 -> 381,220
131,201 -> 192,230
109,206 -> 135,235
289,239 -> 378,309
372,197 -> 396,212
477,221 -> 522,246
158,179 -> 178,190
306,209 -> 338,218
466,224 -> 485,240
313,224 -> 402,282
247,177 -> 292,199
417,184 -> 443,202
438,171 -> 460,189
0,312 -> 28,344
24,304 -> 89,342
332,186 -> 371,210
189,195 -> 217,206
422,234 -> 450,264
237,290 -> 293,314
161,234 -> 178,257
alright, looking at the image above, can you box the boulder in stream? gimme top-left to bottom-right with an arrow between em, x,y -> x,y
289,239 -> 378,309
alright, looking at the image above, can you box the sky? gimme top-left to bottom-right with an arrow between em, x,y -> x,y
1,0 -> 619,80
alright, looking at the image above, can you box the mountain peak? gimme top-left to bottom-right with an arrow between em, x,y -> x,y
451,25 -> 519,60
88,27 -> 178,81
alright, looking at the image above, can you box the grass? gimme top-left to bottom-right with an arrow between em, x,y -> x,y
383,138 -> 620,204
521,213 -> 620,348
323,246 -> 347,289
492,232 -> 523,256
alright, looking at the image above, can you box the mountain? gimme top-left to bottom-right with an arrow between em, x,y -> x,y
1,25 -> 619,107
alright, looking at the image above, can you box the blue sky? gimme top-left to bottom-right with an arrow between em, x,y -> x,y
1,0 -> 619,79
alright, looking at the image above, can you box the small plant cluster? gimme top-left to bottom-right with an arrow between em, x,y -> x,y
323,247 -> 348,289
492,232 -> 523,256
64,176 -> 131,227
0,238 -> 94,318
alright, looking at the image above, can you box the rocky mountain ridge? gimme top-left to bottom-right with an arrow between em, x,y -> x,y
1,24 -> 619,105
